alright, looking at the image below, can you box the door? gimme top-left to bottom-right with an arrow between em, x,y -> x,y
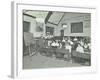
60,30 -> 64,37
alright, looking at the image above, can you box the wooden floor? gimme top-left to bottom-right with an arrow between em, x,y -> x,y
23,53 -> 84,69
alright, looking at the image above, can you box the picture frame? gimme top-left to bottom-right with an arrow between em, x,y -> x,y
36,22 -> 44,32
11,1 -> 97,78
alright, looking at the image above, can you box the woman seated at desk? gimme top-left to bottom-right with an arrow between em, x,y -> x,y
79,39 -> 84,47
51,40 -> 59,48
76,43 -> 84,53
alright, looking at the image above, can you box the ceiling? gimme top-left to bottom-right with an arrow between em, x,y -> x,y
23,10 -> 90,25
24,10 -> 48,19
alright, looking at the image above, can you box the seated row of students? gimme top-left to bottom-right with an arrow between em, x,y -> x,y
38,34 -> 91,53
49,38 -> 73,53
47,37 -> 90,53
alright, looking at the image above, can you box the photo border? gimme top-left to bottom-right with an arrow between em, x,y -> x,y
11,1 -> 97,78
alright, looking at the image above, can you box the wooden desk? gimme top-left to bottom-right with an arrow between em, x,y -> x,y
72,50 -> 91,60
39,48 -> 70,58
72,50 -> 91,65
55,48 -> 69,58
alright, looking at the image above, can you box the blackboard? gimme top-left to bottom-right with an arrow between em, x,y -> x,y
71,22 -> 83,33
23,21 -> 30,32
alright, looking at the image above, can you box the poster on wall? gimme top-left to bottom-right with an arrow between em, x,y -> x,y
11,1 -> 96,78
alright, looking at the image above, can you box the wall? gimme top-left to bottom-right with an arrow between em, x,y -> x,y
23,15 -> 45,37
54,14 -> 91,37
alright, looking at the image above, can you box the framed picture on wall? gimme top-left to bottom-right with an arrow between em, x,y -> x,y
36,22 -> 44,32
11,1 -> 97,79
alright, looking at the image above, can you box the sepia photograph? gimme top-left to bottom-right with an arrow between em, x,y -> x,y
23,10 -> 91,69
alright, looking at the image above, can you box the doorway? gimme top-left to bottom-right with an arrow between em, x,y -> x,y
60,29 -> 64,37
